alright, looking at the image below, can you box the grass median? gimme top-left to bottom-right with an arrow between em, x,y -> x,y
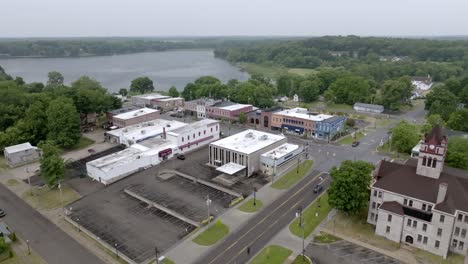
291,255 -> 312,264
238,198 -> 263,213
289,193 -> 332,238
338,132 -> 364,145
271,160 -> 313,190
192,220 -> 229,246
249,245 -> 292,264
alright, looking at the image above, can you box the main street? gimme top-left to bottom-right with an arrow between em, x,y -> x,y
195,171 -> 330,264
0,183 -> 104,264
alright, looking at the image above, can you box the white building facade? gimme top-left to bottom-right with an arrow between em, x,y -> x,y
4,142 -> 42,167
260,143 -> 303,176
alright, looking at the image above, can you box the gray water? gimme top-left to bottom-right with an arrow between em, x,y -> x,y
0,50 -> 249,93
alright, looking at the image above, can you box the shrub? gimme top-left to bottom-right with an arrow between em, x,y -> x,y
229,196 -> 244,207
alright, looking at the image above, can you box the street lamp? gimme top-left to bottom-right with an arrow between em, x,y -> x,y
253,187 -> 257,206
155,246 -> 159,264
26,240 -> 30,255
115,244 -> 119,258
58,181 -> 64,214
76,218 -> 80,232
295,206 -> 305,261
206,195 -> 212,222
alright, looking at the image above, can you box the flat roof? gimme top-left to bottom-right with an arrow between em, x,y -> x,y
113,107 -> 159,120
109,106 -> 142,115
5,142 -> 36,153
87,147 -> 144,172
106,119 -> 187,140
156,97 -> 184,102
210,129 -> 286,155
132,93 -> 170,100
168,119 -> 218,136
353,103 -> 384,110
261,143 -> 300,160
274,108 -> 333,122
217,103 -> 252,111
216,162 -> 246,175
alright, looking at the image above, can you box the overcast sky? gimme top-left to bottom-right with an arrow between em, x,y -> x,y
1,0 -> 467,37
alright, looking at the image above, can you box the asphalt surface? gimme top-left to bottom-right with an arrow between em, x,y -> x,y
195,170 -> 330,264
0,183 -> 104,264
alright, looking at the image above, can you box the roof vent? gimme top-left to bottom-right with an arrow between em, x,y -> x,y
141,130 -> 145,134
260,135 -> 268,140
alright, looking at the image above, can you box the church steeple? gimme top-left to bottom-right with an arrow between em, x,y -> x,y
416,125 -> 447,179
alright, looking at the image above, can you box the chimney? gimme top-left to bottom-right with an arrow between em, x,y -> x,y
163,127 -> 167,140
436,183 -> 448,204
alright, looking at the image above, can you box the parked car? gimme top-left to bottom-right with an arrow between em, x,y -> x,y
0,209 -> 6,217
177,154 -> 186,160
313,185 -> 323,194
352,141 -> 360,147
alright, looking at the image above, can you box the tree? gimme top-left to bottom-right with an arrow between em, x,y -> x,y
425,86 -> 458,119
447,109 -> 468,132
118,88 -> 128,96
421,114 -> 444,133
71,76 -> 104,91
326,76 -> 374,105
391,121 -> 420,153
130,77 -> 154,94
298,78 -> 321,103
168,86 -> 180,97
46,98 -> 81,148
380,77 -> 413,111
39,141 -> 65,188
445,137 -> 468,170
328,160 -> 375,215
239,112 -> 247,124
47,71 -> 64,87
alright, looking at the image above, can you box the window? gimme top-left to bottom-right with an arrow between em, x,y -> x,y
198,132 -> 201,136
373,190 -> 377,197
422,156 -> 427,166
440,215 -> 445,223
423,236 -> 428,245
386,226 -> 390,233
432,159 -> 437,168
370,213 -> 375,221
417,235 -> 422,243
404,199 -> 408,206
408,200 -> 413,207
435,240 -> 440,249
375,214 -> 378,222
182,137 -> 184,142
422,204 -> 426,211
377,203 -> 381,208
455,227 -> 460,236
378,191 -> 382,198
193,133 -> 195,138
458,214 -> 463,222
211,128 -> 213,132
428,205 -> 432,211
372,202 -> 376,209
437,228 -> 442,237
388,214 -> 392,222
465,216 -> 468,224
413,220 -> 417,228
461,229 -> 466,238
453,239 -> 458,248
407,219 -> 412,227
423,223 -> 427,232
459,241 -> 465,251
187,135 -> 190,140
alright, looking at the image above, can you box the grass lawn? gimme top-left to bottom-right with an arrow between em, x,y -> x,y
65,137 -> 95,151
192,220 -> 229,246
289,193 -> 332,238
238,198 -> 263,213
413,249 -> 464,264
338,132 -> 364,145
151,257 -> 174,264
291,255 -> 312,264
249,245 -> 292,264
288,68 -> 317,76
6,179 -> 19,187
377,142 -> 411,160
1,251 -> 44,264
0,157 -> 8,171
313,231 -> 342,244
271,160 -> 314,190
326,208 -> 400,252
22,185 -> 80,210
237,63 -> 287,79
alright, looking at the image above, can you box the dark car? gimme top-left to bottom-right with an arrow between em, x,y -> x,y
313,185 -> 323,193
177,154 -> 186,160
352,141 -> 360,147
0,209 -> 5,217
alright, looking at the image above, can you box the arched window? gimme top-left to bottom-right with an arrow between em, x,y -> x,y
427,157 -> 432,167
422,156 -> 427,166
432,159 -> 437,168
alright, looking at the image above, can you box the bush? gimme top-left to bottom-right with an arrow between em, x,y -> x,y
8,232 -> 16,242
346,118 -> 356,128
229,196 -> 244,207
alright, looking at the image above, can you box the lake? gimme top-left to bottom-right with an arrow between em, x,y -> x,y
0,50 -> 249,93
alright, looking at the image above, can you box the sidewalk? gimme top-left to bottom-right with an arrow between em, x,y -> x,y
164,159 -> 318,264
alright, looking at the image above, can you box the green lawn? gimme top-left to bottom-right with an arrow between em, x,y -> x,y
377,142 -> 411,160
289,193 -> 332,238
313,231 -> 342,244
338,132 -> 364,145
192,220 -> 229,246
291,255 -> 312,264
22,185 -> 81,210
6,179 -> 19,187
249,245 -> 292,264
152,257 -> 175,264
238,198 -> 263,213
0,157 -> 8,171
288,68 -> 317,76
237,63 -> 287,79
65,137 -> 95,151
271,160 -> 313,190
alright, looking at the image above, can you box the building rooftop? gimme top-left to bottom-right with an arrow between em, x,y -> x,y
261,143 -> 300,160
353,103 -> 384,111
379,201 -> 404,216
210,129 -> 286,154
108,106 -> 142,115
216,162 -> 246,175
106,119 -> 187,142
373,159 -> 468,214
132,93 -> 170,100
217,103 -> 252,111
186,98 -> 222,106
4,142 -> 37,154
168,119 -> 218,136
113,108 -> 159,120
155,97 -> 184,102
275,108 -> 333,122
87,147 -> 144,173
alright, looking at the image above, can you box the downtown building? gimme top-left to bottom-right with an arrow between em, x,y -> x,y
368,125 -> 468,258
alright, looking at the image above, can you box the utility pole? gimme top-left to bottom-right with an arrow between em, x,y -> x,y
155,246 -> 159,264
296,206 -> 305,261
26,240 -> 30,255
115,244 -> 119,258
253,187 -> 257,206
58,181 -> 64,214
206,195 -> 212,222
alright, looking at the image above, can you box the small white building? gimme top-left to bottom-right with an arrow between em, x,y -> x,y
260,143 -> 303,176
353,103 -> 384,114
293,94 -> 299,102
111,107 -> 160,128
131,93 -> 170,107
412,75 -> 433,91
166,119 -> 220,154
209,130 -> 287,176
4,142 -> 42,167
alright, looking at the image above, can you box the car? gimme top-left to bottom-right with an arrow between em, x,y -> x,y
0,209 -> 5,218
177,154 -> 186,160
313,185 -> 323,193
352,141 -> 360,147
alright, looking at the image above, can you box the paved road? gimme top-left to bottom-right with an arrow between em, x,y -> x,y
0,183 -> 104,264
195,171 -> 330,264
